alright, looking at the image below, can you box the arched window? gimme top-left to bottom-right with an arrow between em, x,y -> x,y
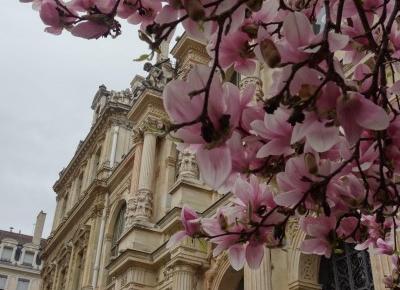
319,243 -> 374,290
111,203 -> 126,257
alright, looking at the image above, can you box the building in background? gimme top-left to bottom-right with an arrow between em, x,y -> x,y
0,211 -> 46,290
41,35 -> 391,290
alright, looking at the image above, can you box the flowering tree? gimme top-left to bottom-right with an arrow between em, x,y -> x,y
21,0 -> 400,287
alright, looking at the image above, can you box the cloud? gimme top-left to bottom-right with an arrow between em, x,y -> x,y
0,2 -> 148,237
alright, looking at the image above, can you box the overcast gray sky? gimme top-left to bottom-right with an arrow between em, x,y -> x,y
0,2 -> 149,238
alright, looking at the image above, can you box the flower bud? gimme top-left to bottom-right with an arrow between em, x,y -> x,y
304,153 -> 318,175
169,0 -> 183,9
183,0 -> 205,22
246,0 -> 263,12
259,39 -> 281,68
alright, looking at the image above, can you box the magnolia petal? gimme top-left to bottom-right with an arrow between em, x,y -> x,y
163,80 -> 202,123
283,12 -> 313,48
307,125 -> 339,152
328,31 -> 350,52
300,239 -> 332,258
40,2 -> 60,27
71,21 -> 109,39
166,231 -> 186,248
355,96 -> 390,131
45,26 -> 63,35
233,178 -> 253,206
196,146 -> 232,189
229,244 -> 246,271
245,243 -> 264,269
256,139 -> 292,157
273,190 -> 303,208
337,96 -> 363,145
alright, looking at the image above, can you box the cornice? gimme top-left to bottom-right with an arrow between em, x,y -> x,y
53,102 -> 131,193
171,33 -> 208,62
127,89 -> 166,123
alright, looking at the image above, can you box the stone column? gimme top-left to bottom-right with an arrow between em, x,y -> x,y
33,251 -> 39,270
239,61 -> 263,101
244,247 -> 272,290
109,126 -> 119,168
65,246 -> 76,290
82,209 -> 102,290
51,264 -> 59,290
134,130 -> 157,222
125,131 -> 143,228
370,254 -> 392,290
172,264 -> 196,290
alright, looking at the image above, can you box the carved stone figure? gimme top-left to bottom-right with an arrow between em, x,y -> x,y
124,196 -> 137,228
134,189 -> 153,219
177,151 -> 199,180
142,60 -> 175,91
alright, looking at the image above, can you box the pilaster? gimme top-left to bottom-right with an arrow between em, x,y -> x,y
109,126 -> 120,168
126,130 -> 143,228
131,120 -> 159,223
244,247 -> 272,290
172,264 -> 197,290
81,209 -> 102,289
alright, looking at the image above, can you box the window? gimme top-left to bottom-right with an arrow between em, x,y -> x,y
1,246 -> 13,262
111,203 -> 126,257
319,243 -> 374,290
0,275 -> 7,290
16,278 -> 30,290
23,251 -> 34,266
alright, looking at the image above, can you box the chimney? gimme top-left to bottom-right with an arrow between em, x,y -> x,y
33,211 -> 46,246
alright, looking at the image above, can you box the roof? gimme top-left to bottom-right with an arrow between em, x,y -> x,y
0,230 -> 47,248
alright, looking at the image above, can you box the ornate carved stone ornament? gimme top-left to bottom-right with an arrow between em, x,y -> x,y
125,196 -> 137,228
176,151 -> 199,180
142,59 -> 175,91
139,116 -> 165,135
239,76 -> 264,101
204,253 -> 229,290
131,128 -> 144,145
134,188 -> 153,220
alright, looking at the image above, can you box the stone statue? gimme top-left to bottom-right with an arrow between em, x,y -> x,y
142,59 -> 176,91
177,151 -> 199,180
134,189 -> 153,220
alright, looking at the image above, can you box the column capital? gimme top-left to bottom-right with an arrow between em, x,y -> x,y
138,116 -> 164,136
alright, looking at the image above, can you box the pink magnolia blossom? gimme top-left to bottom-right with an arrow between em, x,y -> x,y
163,65 -> 254,189
291,112 -> 340,152
218,31 -> 257,75
167,206 -> 201,248
337,93 -> 390,145
118,0 -> 162,30
251,108 -> 294,157
300,216 -> 336,258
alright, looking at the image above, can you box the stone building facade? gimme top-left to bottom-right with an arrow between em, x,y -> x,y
42,35 -> 393,290
0,211 -> 46,290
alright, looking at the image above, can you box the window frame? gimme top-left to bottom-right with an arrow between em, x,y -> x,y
16,278 -> 30,290
0,274 -> 8,290
22,250 -> 35,266
1,246 -> 14,262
